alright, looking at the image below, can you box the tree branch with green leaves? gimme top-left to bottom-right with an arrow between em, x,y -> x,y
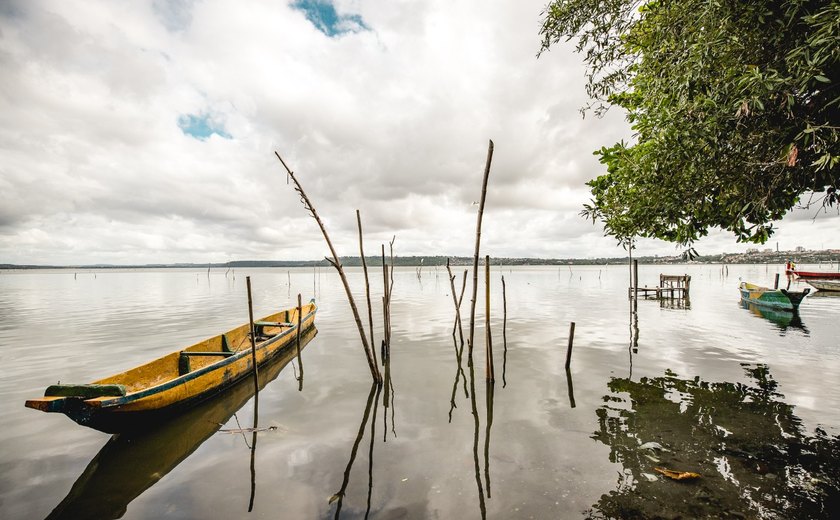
541,0 -> 839,246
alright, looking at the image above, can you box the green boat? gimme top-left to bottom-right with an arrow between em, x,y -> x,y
739,281 -> 809,311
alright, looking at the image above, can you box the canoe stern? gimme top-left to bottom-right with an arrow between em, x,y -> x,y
25,396 -> 71,413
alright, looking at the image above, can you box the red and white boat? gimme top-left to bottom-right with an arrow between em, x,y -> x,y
786,269 -> 840,280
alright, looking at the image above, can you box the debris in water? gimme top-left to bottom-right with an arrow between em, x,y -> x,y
639,441 -> 670,452
654,467 -> 701,480
219,425 -> 279,434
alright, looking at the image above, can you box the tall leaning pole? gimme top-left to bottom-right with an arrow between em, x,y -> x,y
468,140 -> 494,360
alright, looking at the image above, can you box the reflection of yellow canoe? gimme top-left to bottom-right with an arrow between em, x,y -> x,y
25,300 -> 316,433
45,327 -> 316,520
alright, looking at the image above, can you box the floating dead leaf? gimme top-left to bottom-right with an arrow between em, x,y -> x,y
654,467 -> 701,480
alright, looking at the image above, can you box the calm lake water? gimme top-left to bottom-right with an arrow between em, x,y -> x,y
1,264 -> 839,519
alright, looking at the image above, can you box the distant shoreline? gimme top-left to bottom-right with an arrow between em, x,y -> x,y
3,250 -> 838,270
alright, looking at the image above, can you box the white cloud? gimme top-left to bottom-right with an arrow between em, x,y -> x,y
0,0 -> 837,265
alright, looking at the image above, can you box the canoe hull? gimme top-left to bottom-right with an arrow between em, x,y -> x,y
26,301 -> 316,433
787,269 -> 840,280
805,279 -> 840,292
739,282 -> 809,311
46,327 -> 317,520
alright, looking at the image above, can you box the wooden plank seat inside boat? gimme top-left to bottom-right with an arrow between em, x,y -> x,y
176,321 -> 291,375
252,321 -> 293,340
178,350 -> 235,376
253,321 -> 293,327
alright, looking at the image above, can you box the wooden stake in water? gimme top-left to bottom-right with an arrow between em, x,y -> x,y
485,255 -> 494,382
356,210 -> 378,371
565,322 -> 576,370
356,210 -> 376,361
381,244 -> 391,353
633,259 -> 639,300
246,276 -> 260,396
295,293 -> 304,388
468,140 -> 495,359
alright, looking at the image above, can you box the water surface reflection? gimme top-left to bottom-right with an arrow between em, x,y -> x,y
590,365 -> 840,519
740,301 -> 809,334
4,265 -> 840,518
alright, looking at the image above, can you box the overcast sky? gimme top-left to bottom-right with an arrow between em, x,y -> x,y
0,0 -> 837,266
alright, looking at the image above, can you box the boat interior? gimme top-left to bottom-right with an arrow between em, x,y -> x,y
93,305 -> 312,393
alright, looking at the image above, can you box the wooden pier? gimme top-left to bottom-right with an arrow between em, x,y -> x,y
629,274 -> 691,300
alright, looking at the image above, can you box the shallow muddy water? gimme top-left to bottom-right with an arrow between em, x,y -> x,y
1,264 -> 838,518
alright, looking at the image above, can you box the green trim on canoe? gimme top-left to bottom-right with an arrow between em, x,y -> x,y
45,384 -> 127,398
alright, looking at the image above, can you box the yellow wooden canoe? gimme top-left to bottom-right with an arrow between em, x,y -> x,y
25,299 -> 317,433
45,326 -> 317,519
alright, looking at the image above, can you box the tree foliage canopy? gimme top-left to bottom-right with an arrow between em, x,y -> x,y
540,0 -> 839,246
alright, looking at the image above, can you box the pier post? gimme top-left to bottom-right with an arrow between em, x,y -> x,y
633,260 -> 639,299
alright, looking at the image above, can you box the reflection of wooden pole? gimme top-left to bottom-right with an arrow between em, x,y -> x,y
446,259 -> 465,345
275,152 -> 380,383
248,388 -> 259,512
457,270 -> 468,345
565,322 -> 576,370
468,357 -> 487,518
295,293 -> 303,389
485,255 -> 494,382
483,380 -> 495,498
468,140 -> 495,359
246,276 -> 260,394
331,383 -> 378,517
565,367 -> 576,408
